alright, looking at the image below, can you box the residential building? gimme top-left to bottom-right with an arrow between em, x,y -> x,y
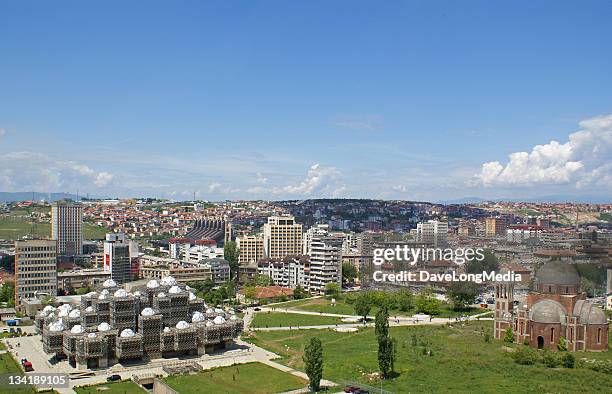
257,256 -> 311,290
51,200 -> 83,255
263,215 -> 303,259
14,239 -> 57,308
304,225 -> 343,293
485,217 -> 509,237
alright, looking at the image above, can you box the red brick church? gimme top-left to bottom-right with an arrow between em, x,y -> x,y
494,260 -> 608,351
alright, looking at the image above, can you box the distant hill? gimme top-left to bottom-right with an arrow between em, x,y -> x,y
0,192 -> 80,202
438,195 -> 611,205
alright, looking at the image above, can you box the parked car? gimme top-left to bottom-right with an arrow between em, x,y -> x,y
107,374 -> 122,382
254,307 -> 261,311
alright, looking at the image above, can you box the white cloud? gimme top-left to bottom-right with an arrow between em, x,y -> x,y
0,151 -> 114,192
282,164 -> 345,196
0,129 -> 6,138
94,172 -> 114,187
473,114 -> 612,189
256,173 -> 268,184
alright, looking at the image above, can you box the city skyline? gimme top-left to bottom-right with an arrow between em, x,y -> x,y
1,1 -> 611,202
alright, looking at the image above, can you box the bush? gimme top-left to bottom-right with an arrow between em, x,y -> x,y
541,350 -> 558,368
557,337 -> 567,351
511,346 -> 539,365
560,352 -> 575,369
503,327 -> 514,343
584,360 -> 612,374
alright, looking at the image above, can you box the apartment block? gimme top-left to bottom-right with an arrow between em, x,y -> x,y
14,239 -> 57,307
304,224 -> 343,293
485,217 -> 509,237
51,200 -> 83,255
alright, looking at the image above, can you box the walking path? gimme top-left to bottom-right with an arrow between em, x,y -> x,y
246,306 -> 493,331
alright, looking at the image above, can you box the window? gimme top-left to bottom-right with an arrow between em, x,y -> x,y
598,328 -> 602,344
550,328 -> 555,343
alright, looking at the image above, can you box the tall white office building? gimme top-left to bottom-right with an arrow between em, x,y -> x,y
103,233 -> 132,285
51,200 -> 83,255
14,239 -> 57,308
416,220 -> 448,247
263,215 -> 303,259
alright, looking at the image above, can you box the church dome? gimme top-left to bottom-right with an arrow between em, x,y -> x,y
535,261 -> 580,286
573,300 -> 607,324
529,299 -> 567,324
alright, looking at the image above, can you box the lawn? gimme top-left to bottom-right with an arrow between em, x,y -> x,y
251,311 -> 345,328
0,216 -> 106,240
75,380 -> 146,394
271,297 -> 482,319
0,353 -> 35,394
246,322 -> 612,393
163,362 -> 307,394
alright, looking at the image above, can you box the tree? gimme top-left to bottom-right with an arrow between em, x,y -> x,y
465,249 -> 499,274
447,281 -> 480,310
396,289 -> 414,312
0,255 -> 15,273
503,326 -> 514,343
375,306 -> 395,378
303,337 -> 323,392
256,274 -> 273,287
324,283 -> 340,298
243,285 -> 257,303
415,289 -> 441,315
557,337 -> 568,351
342,262 -> 357,284
293,284 -> 306,300
354,293 -> 372,322
224,241 -> 240,279
0,282 -> 15,307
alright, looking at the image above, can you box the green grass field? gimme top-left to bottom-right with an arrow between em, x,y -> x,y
271,297 -> 482,318
0,353 -> 35,394
162,362 -> 307,394
246,321 -> 612,393
251,311 -> 345,328
0,217 -> 106,240
74,380 -> 145,394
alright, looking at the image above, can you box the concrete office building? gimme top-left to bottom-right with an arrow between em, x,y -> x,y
236,234 -> 264,265
263,215 -> 303,259
416,220 -> 448,247
52,200 -> 83,255
14,239 -> 57,308
103,234 -> 132,285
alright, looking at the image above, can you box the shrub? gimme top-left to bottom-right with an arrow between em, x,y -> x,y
503,327 -> 514,343
557,337 -> 567,351
541,350 -> 558,368
560,352 -> 575,368
584,360 -> 612,374
511,346 -> 539,365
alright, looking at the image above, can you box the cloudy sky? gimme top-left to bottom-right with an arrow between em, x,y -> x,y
1,1 -> 611,202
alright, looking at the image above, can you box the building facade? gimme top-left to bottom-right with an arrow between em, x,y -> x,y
494,261 -> 608,352
263,215 -> 303,259
103,233 -> 131,285
236,234 -> 264,265
416,220 -> 448,247
52,200 -> 83,255
14,239 -> 57,307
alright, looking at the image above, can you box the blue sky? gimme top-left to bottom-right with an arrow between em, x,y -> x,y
1,1 -> 611,201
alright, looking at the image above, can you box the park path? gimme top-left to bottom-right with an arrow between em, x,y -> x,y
247,306 -> 493,331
